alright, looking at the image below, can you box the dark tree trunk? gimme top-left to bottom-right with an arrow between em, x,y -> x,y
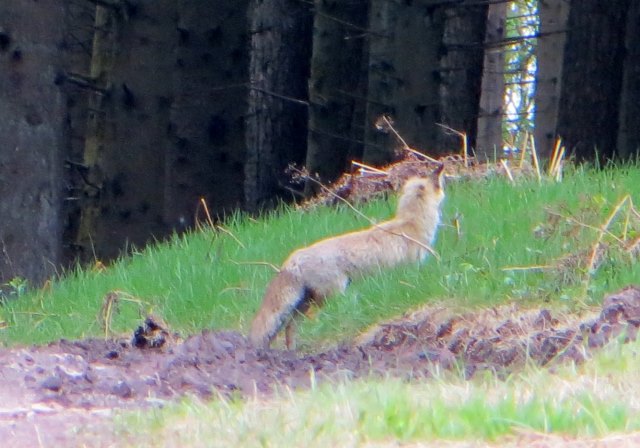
166,0 -> 249,229
245,0 -> 313,211
557,0 -> 629,162
304,0 -> 369,193
76,1 -> 176,261
534,0 -> 569,160
62,1 -> 96,265
437,1 -> 488,153
0,1 -> 66,284
476,1 -> 507,161
364,0 -> 445,165
617,1 -> 640,160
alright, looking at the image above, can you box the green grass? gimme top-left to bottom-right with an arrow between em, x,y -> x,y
2,165 -> 640,347
118,337 -> 640,447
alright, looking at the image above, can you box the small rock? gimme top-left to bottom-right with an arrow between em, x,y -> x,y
111,381 -> 132,398
41,375 -> 63,392
436,319 -> 454,338
601,303 -> 624,324
534,309 -> 556,329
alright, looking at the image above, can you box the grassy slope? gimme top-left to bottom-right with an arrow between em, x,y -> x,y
2,166 -> 640,349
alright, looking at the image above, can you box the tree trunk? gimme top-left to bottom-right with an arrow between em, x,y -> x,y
437,1 -> 488,154
245,0 -> 313,211
305,0 -> 369,193
617,1 -> 640,160
166,0 -> 249,229
61,1 -> 96,265
557,0 -> 629,162
0,1 -> 66,284
476,1 -> 507,161
77,0 -> 176,261
534,0 -> 569,160
364,0 -> 445,164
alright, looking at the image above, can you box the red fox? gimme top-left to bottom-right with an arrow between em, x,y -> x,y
249,164 -> 446,349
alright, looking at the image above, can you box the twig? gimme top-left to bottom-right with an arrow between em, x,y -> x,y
249,85 -> 309,107
380,115 -> 439,163
500,159 -> 515,184
99,291 -> 148,339
199,197 -> 215,227
351,160 -> 388,175
583,196 -> 632,291
216,225 -> 246,249
380,115 -> 410,149
501,264 -> 555,272
548,138 -> 565,181
548,137 -> 562,177
545,209 -> 625,245
436,123 -> 468,167
404,146 -> 439,163
230,260 -> 280,273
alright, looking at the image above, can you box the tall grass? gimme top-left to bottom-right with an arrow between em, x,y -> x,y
2,165 -> 640,347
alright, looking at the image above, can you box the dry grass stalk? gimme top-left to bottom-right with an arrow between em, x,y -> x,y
518,132 -> 528,169
215,225 -> 246,249
351,160 -> 388,175
404,146 -> 439,163
500,159 -> 515,184
528,134 -> 542,183
585,195 -> 632,277
230,260 -> 280,273
377,115 -> 439,163
545,209 -> 626,245
501,264 -> 555,272
547,138 -> 566,181
576,195 -> 640,296
99,291 -> 149,339
505,197 -> 640,288
197,197 -> 215,228
436,123 -> 468,167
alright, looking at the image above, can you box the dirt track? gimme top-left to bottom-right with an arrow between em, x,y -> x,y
2,286 -> 640,446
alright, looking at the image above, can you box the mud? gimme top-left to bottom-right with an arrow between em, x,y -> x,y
2,286 -> 640,446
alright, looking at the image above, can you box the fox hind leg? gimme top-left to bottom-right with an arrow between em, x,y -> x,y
283,274 -> 350,350
284,292 -> 317,350
284,319 -> 298,350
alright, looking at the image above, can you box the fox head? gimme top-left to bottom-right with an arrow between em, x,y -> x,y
397,164 -> 445,215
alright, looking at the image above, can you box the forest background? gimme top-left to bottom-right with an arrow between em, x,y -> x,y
0,0 -> 637,285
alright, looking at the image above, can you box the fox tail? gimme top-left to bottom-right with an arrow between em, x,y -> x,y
249,270 -> 309,349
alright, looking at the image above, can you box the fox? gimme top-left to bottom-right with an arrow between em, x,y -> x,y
249,164 -> 446,350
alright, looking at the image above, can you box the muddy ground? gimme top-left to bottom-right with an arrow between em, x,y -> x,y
2,286 -> 640,446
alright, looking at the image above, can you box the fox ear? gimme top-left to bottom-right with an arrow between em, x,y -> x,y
431,163 -> 445,189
